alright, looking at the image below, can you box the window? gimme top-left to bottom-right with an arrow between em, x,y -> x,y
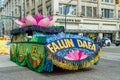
38,0 -> 42,5
102,8 -> 113,18
101,0 -> 114,3
38,9 -> 42,14
15,8 -> 17,14
32,12 -> 35,16
59,4 -> 76,15
90,0 -> 97,2
32,0 -> 35,8
26,0 -> 30,10
81,6 -> 97,17
87,6 -> 92,17
47,5 -> 52,15
118,10 -> 120,18
81,6 -> 85,16
110,0 -> 113,3
106,0 -> 109,2
93,7 -> 97,17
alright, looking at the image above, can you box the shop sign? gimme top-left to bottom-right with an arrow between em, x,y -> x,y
56,18 -> 81,23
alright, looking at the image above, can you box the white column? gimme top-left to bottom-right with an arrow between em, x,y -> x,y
97,0 -> 101,18
35,0 -> 38,14
51,0 -> 59,15
98,33 -> 103,39
29,0 -> 31,14
42,0 -> 47,16
115,32 -> 119,39
51,0 -> 59,26
115,5 -> 118,19
77,0 -> 81,16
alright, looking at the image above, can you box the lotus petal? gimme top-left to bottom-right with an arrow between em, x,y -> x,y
67,51 -> 76,59
64,56 -> 74,60
47,15 -> 52,20
66,51 -> 77,60
26,15 -> 37,25
64,50 -> 88,60
38,17 -> 50,26
33,13 -> 44,23
20,17 -> 26,23
77,50 -> 83,59
14,19 -> 26,27
80,52 -> 88,60
74,50 -> 80,60
47,20 -> 54,26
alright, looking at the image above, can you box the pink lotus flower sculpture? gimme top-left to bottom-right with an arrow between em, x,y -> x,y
14,14 -> 54,27
64,50 -> 88,61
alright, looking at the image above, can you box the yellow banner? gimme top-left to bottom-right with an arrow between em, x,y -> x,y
0,39 -> 10,55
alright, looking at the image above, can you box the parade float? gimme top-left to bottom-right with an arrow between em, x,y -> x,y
10,14 -> 101,72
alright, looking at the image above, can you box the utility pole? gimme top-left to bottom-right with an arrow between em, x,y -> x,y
65,6 -> 67,32
64,0 -> 72,32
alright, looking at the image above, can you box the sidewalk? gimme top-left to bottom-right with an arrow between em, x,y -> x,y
0,54 -> 17,68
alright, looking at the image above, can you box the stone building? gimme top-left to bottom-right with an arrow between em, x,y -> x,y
2,0 -> 120,41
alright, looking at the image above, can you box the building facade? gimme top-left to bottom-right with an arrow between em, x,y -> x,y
0,0 -> 4,8
2,0 -> 120,41
0,8 -> 4,36
0,0 -> 4,36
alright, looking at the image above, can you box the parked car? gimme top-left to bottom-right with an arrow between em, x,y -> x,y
102,37 -> 111,46
114,39 -> 120,46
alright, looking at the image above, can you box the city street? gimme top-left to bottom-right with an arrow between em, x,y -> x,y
0,45 -> 120,80
0,0 -> 120,80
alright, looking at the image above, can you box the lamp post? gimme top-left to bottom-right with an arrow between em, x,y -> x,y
64,0 -> 72,32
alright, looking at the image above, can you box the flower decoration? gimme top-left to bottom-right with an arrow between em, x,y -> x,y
64,50 -> 88,61
33,13 -> 44,23
26,15 -> 37,25
14,19 -> 26,27
14,14 -> 54,27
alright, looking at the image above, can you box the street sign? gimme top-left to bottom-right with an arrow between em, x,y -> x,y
0,15 -> 19,20
0,17 -> 13,20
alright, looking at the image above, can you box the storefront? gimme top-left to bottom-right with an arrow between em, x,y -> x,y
55,17 -> 119,42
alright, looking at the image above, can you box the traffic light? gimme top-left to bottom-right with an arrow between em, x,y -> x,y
115,0 -> 119,4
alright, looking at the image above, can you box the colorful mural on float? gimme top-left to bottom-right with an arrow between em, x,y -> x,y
45,33 -> 99,61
